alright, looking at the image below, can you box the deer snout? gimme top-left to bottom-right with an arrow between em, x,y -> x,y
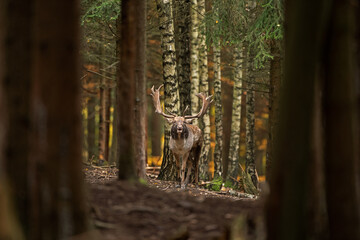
177,125 -> 183,132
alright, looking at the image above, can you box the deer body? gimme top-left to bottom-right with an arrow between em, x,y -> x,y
169,121 -> 202,188
150,85 -> 212,189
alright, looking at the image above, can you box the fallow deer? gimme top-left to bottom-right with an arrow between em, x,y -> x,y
150,85 -> 213,189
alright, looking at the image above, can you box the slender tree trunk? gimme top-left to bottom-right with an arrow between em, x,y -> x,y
3,0 -> 33,234
87,93 -> 97,161
156,0 -> 180,181
266,40 -> 282,181
213,44 -> 223,178
134,0 -> 147,180
323,1 -> 360,238
29,0 -> 88,238
198,0 -> 211,181
104,88 -> 111,162
190,0 -> 200,124
174,0 -> 191,114
228,45 -> 243,180
117,0 -> 137,180
108,97 -> 117,165
98,77 -> 106,163
245,51 -> 258,189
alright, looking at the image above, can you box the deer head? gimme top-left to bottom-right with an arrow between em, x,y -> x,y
150,84 -> 213,133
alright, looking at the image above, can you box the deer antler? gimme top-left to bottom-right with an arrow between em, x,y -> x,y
150,85 -> 176,119
184,92 -> 213,119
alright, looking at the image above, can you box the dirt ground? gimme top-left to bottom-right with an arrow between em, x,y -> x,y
83,165 -> 265,240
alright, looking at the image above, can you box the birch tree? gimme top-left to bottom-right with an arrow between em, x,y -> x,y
227,45 -> 243,180
198,0 -> 211,180
213,43 -> 223,178
155,0 -> 180,181
190,0 -> 200,125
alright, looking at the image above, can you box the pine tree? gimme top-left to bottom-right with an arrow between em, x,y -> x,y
174,0 -> 191,114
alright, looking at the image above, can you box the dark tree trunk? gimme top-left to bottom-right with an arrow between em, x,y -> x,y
134,0 -> 147,180
245,52 -> 258,190
29,0 -> 88,238
116,0 -> 137,180
174,0 -> 192,114
323,1 -> 360,238
2,0 -> 33,234
266,40 -> 282,181
151,113 -> 162,156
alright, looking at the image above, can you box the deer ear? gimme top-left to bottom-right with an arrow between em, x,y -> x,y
185,119 -> 193,124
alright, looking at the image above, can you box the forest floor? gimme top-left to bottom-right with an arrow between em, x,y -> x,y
82,165 -> 266,240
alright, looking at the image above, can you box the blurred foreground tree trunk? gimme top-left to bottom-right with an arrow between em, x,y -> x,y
29,0 -> 88,239
0,1 -> 25,238
323,0 -> 360,238
266,0 -> 326,238
156,0 -> 180,181
266,0 -> 360,239
2,0 -> 33,235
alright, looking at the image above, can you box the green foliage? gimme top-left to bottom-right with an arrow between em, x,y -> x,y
206,177 -> 238,191
202,0 -> 247,48
224,179 -> 236,189
81,0 -> 121,25
80,0 -> 119,66
138,178 -> 148,185
203,0 -> 284,68
246,0 -> 284,67
206,176 -> 223,191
